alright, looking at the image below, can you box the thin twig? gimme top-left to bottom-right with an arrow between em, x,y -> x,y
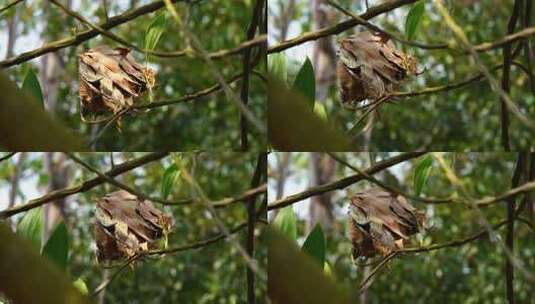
66,152 -> 266,208
50,0 -> 266,60
240,0 -> 266,151
0,0 -> 23,15
500,0 -> 523,151
1,0 -> 190,68
134,74 -> 244,110
246,153 -> 266,304
433,1 -> 535,132
163,0 -> 266,135
181,169 -> 265,282
358,252 -> 398,293
0,152 -> 17,163
326,0 -> 448,50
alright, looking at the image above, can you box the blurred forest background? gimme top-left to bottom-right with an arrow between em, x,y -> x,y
0,0 -> 266,151
268,0 -> 535,150
268,152 -> 534,303
0,152 -> 267,303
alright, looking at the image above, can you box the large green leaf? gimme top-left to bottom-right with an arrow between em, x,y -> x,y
301,224 -> 325,267
161,163 -> 180,199
405,1 -> 425,40
0,224 -> 90,304
42,221 -> 69,271
272,206 -> 297,241
21,69 -> 44,109
292,57 -> 315,108
268,79 -> 351,151
268,228 -> 350,304
413,154 -> 433,196
0,72 -> 85,150
16,207 -> 43,250
145,13 -> 167,52
268,53 -> 287,84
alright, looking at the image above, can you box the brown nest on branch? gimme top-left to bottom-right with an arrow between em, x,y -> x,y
348,188 -> 426,260
337,31 -> 421,112
78,46 -> 155,123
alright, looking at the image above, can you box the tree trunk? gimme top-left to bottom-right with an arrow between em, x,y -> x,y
307,153 -> 336,233
312,0 -> 337,102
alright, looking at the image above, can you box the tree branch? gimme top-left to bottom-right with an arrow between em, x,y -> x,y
0,0 -> 187,68
0,0 -> 23,15
500,0 -> 523,152
50,0 -> 266,61
240,0 -> 266,151
327,152 -> 452,204
0,152 -> 168,218
268,0 -> 418,54
268,152 -> 426,210
0,152 -> 17,163
65,152 -> 266,208
245,153 -> 266,304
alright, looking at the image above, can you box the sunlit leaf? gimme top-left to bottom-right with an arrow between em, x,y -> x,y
42,221 -> 69,271
272,206 -> 297,241
314,102 -> 328,121
405,1 -> 425,40
292,57 -> 315,108
161,163 -> 180,199
145,13 -> 167,52
16,207 -> 43,250
21,69 -> 44,109
413,154 -> 433,196
302,223 -> 325,267
73,278 -> 88,295
268,53 -> 287,84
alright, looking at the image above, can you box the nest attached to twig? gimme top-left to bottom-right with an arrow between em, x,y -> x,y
337,31 -> 420,110
348,188 -> 426,259
79,46 -> 155,123
94,191 -> 173,263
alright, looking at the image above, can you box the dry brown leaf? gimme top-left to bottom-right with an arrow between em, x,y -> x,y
337,31 -> 419,108
348,188 -> 425,259
94,190 -> 173,263
79,46 -> 155,122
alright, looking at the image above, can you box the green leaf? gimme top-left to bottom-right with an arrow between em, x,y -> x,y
268,228 -> 350,304
161,163 -> 180,199
314,102 -> 328,121
21,69 -> 44,109
16,207 -> 43,250
0,224 -> 90,304
145,13 -> 167,51
0,72 -> 86,150
292,57 -> 316,108
268,53 -> 287,84
272,206 -> 297,241
72,278 -> 88,295
301,224 -> 325,267
42,221 -> 69,270
413,155 -> 433,196
405,1 -> 425,40
268,78 -> 350,150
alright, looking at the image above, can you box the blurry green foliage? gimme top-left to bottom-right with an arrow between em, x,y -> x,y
0,152 -> 266,303
2,0 -> 265,151
267,152 -> 534,303
269,0 -> 535,150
